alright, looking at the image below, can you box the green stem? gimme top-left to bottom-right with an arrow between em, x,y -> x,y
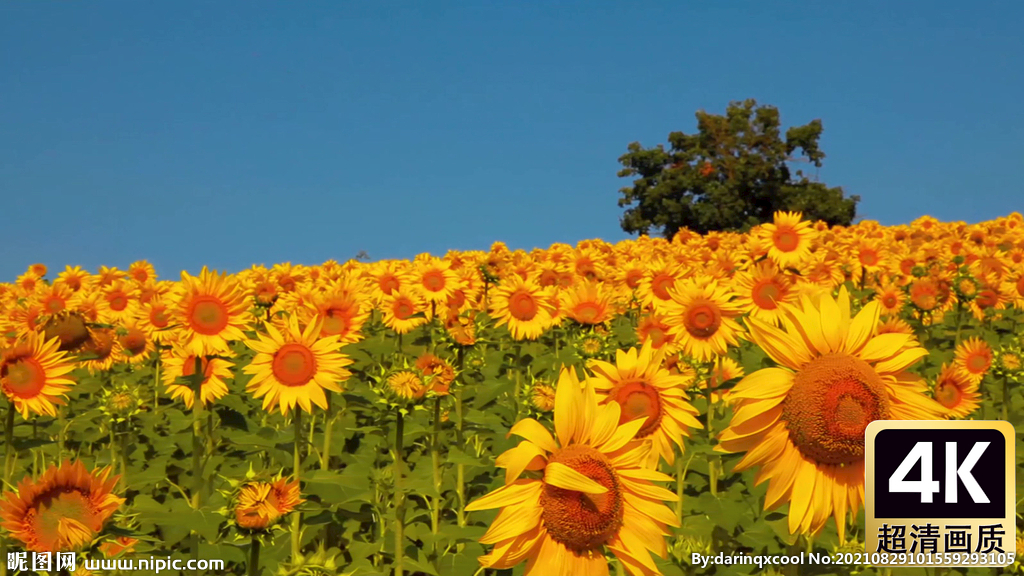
291,411 -> 303,563
154,354 -> 161,409
248,536 -> 261,576
190,355 -> 205,566
954,301 -> 964,346
57,406 -> 65,463
321,392 -> 333,470
455,388 -> 466,529
430,397 -> 442,553
1002,376 -> 1010,421
3,401 -> 14,485
705,374 -> 718,498
394,410 -> 406,576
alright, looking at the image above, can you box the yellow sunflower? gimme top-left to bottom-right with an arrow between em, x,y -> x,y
731,260 -> 795,326
0,333 -> 76,418
380,286 -> 430,335
412,256 -> 461,305
161,345 -> 235,409
953,336 -> 992,385
759,211 -> 817,268
490,275 -> 556,341
561,281 -> 615,325
717,287 -> 945,540
587,342 -> 702,466
173,267 -> 250,356
932,363 -> 981,419
466,368 -> 680,576
234,478 -> 303,531
872,278 -> 906,317
0,461 -> 123,552
663,278 -> 744,363
300,278 -> 370,345
243,316 -> 353,415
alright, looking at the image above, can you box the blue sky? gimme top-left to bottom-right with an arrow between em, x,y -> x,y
2,1 -> 1021,280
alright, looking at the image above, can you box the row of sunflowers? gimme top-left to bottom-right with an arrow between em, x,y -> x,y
0,212 -> 1023,576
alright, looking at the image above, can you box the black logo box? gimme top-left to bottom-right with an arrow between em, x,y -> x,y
872,428 -> 1005,519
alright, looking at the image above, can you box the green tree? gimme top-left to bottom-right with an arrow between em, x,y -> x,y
616,99 -> 859,237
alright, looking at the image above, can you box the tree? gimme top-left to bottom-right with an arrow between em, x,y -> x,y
616,99 -> 859,238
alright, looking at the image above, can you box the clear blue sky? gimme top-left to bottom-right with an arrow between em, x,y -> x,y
2,1 -> 1022,280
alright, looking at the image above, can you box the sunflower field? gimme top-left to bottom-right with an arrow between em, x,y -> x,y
1,212 -> 1023,576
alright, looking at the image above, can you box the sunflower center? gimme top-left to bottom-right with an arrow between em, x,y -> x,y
107,292 -> 129,312
43,313 -> 91,352
421,271 -> 446,292
859,249 -> 879,267
509,291 -> 538,321
1016,277 -> 1024,297
30,489 -> 99,551
322,309 -> 349,336
625,269 -> 643,289
882,294 -> 897,308
782,354 -> 890,466
684,302 -> 721,338
82,329 -> 115,360
966,353 -> 990,373
935,381 -> 963,409
272,343 -> 317,387
573,303 -> 602,324
540,445 -> 624,554
393,299 -> 415,320
150,307 -> 170,328
119,328 -> 148,356
44,297 -> 66,314
751,280 -> 781,310
538,270 -> 559,287
609,379 -> 663,439
1,358 -> 47,399
646,326 -> 668,348
188,296 -> 229,335
379,275 -> 400,295
651,275 -> 674,301
773,229 -> 799,252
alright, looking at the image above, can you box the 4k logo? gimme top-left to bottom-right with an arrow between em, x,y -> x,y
889,440 -> 990,504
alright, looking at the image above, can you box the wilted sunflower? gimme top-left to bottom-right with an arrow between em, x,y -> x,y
244,316 -> 353,416
465,368 -> 680,576
932,363 -> 981,419
0,333 -> 76,418
173,267 -> 250,356
588,342 -> 702,466
0,461 -> 123,552
234,478 -> 302,532
717,287 -> 945,540
416,353 -> 456,395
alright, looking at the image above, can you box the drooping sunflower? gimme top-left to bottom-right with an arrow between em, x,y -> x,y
0,461 -> 124,552
587,341 -> 702,466
466,368 -> 680,576
0,333 -> 77,418
77,327 -> 122,374
173,267 -> 250,356
759,211 -> 817,268
953,336 -> 992,385
234,478 -> 302,532
243,316 -> 353,416
932,363 -> 981,419
161,345 -> 235,409
717,287 -> 945,540
662,277 -> 744,363
490,275 -> 556,341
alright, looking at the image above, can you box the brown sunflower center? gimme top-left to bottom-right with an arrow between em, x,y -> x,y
751,280 -> 781,310
188,296 -> 229,335
540,445 -> 624,554
645,326 -> 668,348
393,299 -> 415,320
107,292 -> 129,312
966,353 -> 990,373
935,381 -> 963,409
573,303 -> 603,324
2,358 -> 47,398
609,379 -> 663,439
379,275 -> 400,295
421,271 -> 446,292
881,294 -> 897,308
684,302 -> 721,338
272,343 -> 317,387
782,354 -> 890,466
651,274 -> 674,301
976,290 -> 997,308
509,291 -> 538,321
82,329 -> 115,360
773,229 -> 799,252
29,489 -> 100,551
119,328 -> 148,356
43,313 -> 91,352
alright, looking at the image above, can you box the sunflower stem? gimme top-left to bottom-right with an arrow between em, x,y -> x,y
394,409 -> 406,576
291,411 -> 303,563
247,536 -> 261,576
3,401 -> 14,485
954,301 -> 964,346
57,406 -> 65,463
189,355 -> 205,566
704,372 -> 718,498
1002,375 -> 1010,421
320,392 -> 333,470
154,353 -> 161,409
430,397 -> 442,553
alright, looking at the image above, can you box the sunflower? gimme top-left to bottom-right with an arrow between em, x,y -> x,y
380,286 -> 430,335
530,382 -> 556,412
32,283 -> 76,316
136,296 -> 175,344
41,311 -> 92,353
127,260 -> 157,284
97,280 -> 139,324
0,461 -> 123,552
366,261 -> 413,303
466,368 -> 680,576
635,313 -> 678,354
77,327 -> 123,373
0,333 -> 76,418
588,342 -> 702,466
55,266 -> 94,293
636,260 -> 685,312
490,275 -> 556,341
953,336 -> 992,384
708,356 -> 745,404
663,278 -> 744,363
561,281 -> 615,325
300,278 -> 369,345
716,287 -> 945,540
932,363 -> 981,419
872,278 -> 906,317
173,267 -> 250,356
731,260 -> 794,326
116,317 -> 154,365
161,345 -> 235,409
386,369 -> 427,401
234,478 -> 302,532
243,316 -> 353,416
759,211 -> 816,268
412,256 -> 461,305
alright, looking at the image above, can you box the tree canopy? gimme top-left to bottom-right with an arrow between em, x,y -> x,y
616,99 -> 859,238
